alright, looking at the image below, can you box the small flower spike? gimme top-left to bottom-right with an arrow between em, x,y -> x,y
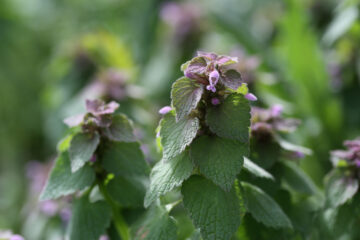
159,106 -> 172,115
245,93 -> 257,101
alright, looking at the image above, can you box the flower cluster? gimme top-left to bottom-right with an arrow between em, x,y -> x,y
182,51 -> 241,93
331,138 -> 360,171
251,105 -> 300,139
64,99 -> 119,130
0,231 -> 24,240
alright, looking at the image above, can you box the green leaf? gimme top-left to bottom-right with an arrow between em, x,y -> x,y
131,205 -> 177,240
190,136 -> 247,191
275,136 -> 312,155
104,114 -> 136,142
101,141 -> 149,177
206,93 -> 250,142
171,77 -> 204,121
281,160 -> 317,195
326,171 -> 359,208
220,69 -> 242,90
69,131 -> 100,172
68,195 -> 111,240
182,175 -> 243,240
145,150 -> 193,207
107,175 -> 147,208
181,60 -> 191,72
40,152 -> 95,200
243,157 -> 274,181
160,112 -> 200,160
242,182 -> 292,229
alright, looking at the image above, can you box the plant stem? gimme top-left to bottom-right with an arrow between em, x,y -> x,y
98,179 -> 130,240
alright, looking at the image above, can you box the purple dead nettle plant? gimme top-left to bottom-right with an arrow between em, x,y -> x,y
143,51 -> 302,240
40,99 -> 150,240
326,138 -> 360,208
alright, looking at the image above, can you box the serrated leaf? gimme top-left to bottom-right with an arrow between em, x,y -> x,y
40,152 -> 95,200
68,195 -> 111,240
206,93 -> 250,143
131,205 -> 177,240
190,136 -> 247,191
101,141 -> 149,178
107,175 -> 147,208
281,160 -> 317,195
182,175 -> 243,240
185,57 -> 207,76
103,114 -> 136,142
220,69 -> 242,90
171,77 -> 204,121
69,131 -> 100,172
243,157 -> 274,181
145,150 -> 193,207
160,112 -> 199,160
326,171 -> 359,208
242,182 -> 293,229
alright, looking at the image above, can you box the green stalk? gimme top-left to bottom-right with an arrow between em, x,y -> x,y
97,179 -> 130,240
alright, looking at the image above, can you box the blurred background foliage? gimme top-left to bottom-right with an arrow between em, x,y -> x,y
0,0 -> 360,239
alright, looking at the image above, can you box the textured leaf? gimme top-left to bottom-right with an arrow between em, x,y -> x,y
243,157 -> 274,181
190,136 -> 247,191
40,152 -> 95,200
326,171 -> 359,208
220,69 -> 242,90
145,150 -> 193,207
171,77 -> 204,121
206,93 -> 250,142
103,114 -> 136,142
69,131 -> 100,172
185,57 -> 207,76
101,141 -> 149,177
68,196 -> 111,240
107,175 -> 147,208
131,205 -> 177,240
182,175 -> 243,240
281,160 -> 317,194
160,112 -> 199,160
242,182 -> 292,229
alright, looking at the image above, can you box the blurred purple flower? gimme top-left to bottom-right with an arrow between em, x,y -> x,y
60,207 -> 72,223
90,154 -> 97,163
159,106 -> 172,115
40,200 -> 58,217
331,138 -> 360,169
211,98 -> 220,106
271,104 -> 283,117
86,99 -> 119,116
99,235 -> 109,240
10,235 -> 24,240
245,93 -> 257,101
64,114 -> 85,127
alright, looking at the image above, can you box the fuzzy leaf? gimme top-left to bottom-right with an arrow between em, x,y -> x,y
160,112 -> 199,160
131,205 -> 177,240
182,175 -> 243,240
171,77 -> 204,121
191,136 -> 247,191
185,57 -> 207,76
107,175 -> 147,208
40,152 -> 95,200
220,69 -> 242,90
242,182 -> 293,229
145,150 -> 193,207
326,171 -> 359,208
101,141 -> 149,177
68,196 -> 111,240
103,114 -> 136,142
281,160 -> 317,195
69,131 -> 100,172
243,157 -> 274,181
206,93 -> 250,143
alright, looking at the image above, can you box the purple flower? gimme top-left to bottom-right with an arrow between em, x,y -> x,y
245,93 -> 257,101
64,114 -> 85,127
331,138 -> 360,169
206,70 -> 220,92
159,106 -> 172,115
293,151 -> 305,159
99,235 -> 109,240
86,99 -> 119,116
271,104 -> 283,117
10,235 -> 24,240
40,200 -> 58,216
211,98 -> 220,105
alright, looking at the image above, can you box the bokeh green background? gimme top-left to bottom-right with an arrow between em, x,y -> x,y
1,0 -> 360,238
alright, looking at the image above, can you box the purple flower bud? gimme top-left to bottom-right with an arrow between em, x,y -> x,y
211,98 -> 220,105
90,155 -> 97,162
271,104 -> 283,117
355,159 -> 360,168
99,235 -> 109,240
10,235 -> 25,240
40,200 -> 58,216
245,93 -> 257,101
159,106 -> 172,115
209,70 -> 219,85
293,151 -> 305,159
206,85 -> 216,92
